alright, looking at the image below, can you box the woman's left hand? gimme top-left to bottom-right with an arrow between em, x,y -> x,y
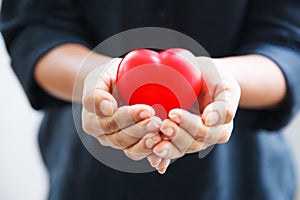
149,57 -> 241,173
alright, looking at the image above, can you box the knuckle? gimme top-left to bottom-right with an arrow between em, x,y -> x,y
188,142 -> 202,153
113,106 -> 140,129
83,91 -> 96,112
111,133 -> 132,149
82,111 -> 104,136
82,122 -> 91,134
194,127 -> 207,141
218,134 -> 230,143
128,108 -> 140,123
225,104 -> 234,123
82,93 -> 89,109
218,123 -> 233,144
100,117 -> 119,133
171,152 -> 184,159
124,150 -> 135,160
124,150 -> 143,161
98,136 -> 110,146
82,118 -> 94,135
193,118 -> 208,140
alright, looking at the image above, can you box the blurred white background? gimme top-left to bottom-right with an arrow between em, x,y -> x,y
0,36 -> 48,199
0,25 -> 300,200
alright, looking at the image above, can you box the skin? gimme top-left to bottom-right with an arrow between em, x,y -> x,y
34,43 -> 286,173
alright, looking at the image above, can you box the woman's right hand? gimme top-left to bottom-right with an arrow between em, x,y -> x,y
81,58 -> 170,173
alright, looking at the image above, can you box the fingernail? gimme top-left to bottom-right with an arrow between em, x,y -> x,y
100,100 -> 113,115
163,128 -> 174,137
140,110 -> 151,119
145,136 -> 160,149
153,134 -> 161,143
157,159 -> 171,174
205,111 -> 219,126
148,107 -> 155,116
158,168 -> 167,174
146,122 -> 160,132
150,159 -> 161,168
154,149 -> 168,157
169,113 -> 182,124
139,107 -> 155,119
145,139 -> 154,148
146,118 -> 162,132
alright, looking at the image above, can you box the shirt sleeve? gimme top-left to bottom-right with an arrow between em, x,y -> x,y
0,0 -> 92,109
235,0 -> 300,130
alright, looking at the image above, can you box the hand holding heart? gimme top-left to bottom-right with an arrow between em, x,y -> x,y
82,58 -> 171,173
150,56 -> 241,164
81,49 -> 240,174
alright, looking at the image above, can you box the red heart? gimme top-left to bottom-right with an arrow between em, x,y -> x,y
116,48 -> 202,119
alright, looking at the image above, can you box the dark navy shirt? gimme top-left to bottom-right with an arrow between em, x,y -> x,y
1,0 -> 300,199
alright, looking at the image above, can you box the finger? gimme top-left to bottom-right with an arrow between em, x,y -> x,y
96,59 -> 121,91
196,57 -> 240,126
98,104 -> 155,134
159,118 -> 211,157
202,101 -> 232,126
189,80 -> 212,114
196,57 -> 224,95
147,153 -> 162,168
82,105 -> 157,137
82,59 -> 121,116
105,116 -> 162,150
160,119 -> 195,152
153,140 -> 183,159
168,109 -> 224,144
202,76 -> 240,126
83,88 -> 118,116
154,139 -> 211,160
84,58 -> 121,92
170,109 -> 234,145
124,133 -> 161,161
82,108 -> 104,137
156,158 -> 171,175
216,121 -> 234,144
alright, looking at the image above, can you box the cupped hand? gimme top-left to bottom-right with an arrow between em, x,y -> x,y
149,57 -> 241,172
81,58 -> 170,172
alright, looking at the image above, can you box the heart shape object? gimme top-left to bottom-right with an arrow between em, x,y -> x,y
116,48 -> 202,119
